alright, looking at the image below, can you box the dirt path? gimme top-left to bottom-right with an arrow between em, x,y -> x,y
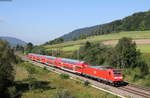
103,39 -> 150,45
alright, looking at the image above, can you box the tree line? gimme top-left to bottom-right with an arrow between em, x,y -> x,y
23,37 -> 149,76
71,37 -> 149,75
20,37 -> 149,78
46,10 -> 150,42
44,37 -> 64,45
78,11 -> 150,40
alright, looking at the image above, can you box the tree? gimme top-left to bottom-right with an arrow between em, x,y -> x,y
31,46 -> 46,54
25,42 -> 33,53
73,37 -> 77,41
79,34 -> 87,39
107,37 -> 148,73
0,40 -> 16,98
15,44 -> 24,53
106,48 -> 119,67
44,37 -> 64,45
139,21 -> 145,31
72,42 -> 108,65
114,37 -> 139,68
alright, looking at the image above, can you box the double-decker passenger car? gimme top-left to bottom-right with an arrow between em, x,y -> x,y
45,56 -> 56,66
60,58 -> 89,73
26,53 -> 123,86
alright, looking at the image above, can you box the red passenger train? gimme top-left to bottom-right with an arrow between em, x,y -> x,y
26,53 -> 123,86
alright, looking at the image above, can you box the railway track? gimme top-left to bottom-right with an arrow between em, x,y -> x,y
118,86 -> 150,98
22,57 -> 150,98
128,83 -> 150,92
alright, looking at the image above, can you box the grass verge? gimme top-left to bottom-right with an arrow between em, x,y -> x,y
15,62 -> 119,98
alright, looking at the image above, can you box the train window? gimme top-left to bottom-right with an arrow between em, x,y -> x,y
63,66 -> 73,70
113,70 -> 121,75
47,61 -> 50,63
75,66 -> 82,69
113,72 -> 121,75
57,62 -> 61,64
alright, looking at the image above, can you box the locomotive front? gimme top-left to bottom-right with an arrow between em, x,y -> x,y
111,69 -> 124,86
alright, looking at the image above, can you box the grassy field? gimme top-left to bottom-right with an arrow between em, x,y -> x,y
62,45 -> 81,51
44,30 -> 150,53
47,44 -> 150,53
46,45 -> 81,52
137,44 -> 150,53
44,30 -> 150,48
15,62 -> 118,98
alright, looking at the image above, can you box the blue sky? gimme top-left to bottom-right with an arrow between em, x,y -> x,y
0,0 -> 150,44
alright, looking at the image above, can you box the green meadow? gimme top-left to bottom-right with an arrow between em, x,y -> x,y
137,44 -> 150,53
44,30 -> 150,53
15,62 -> 118,98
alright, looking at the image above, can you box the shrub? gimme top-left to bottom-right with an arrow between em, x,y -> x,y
75,81 -> 82,84
43,66 -> 51,73
7,86 -> 17,98
84,80 -> 90,86
60,74 -> 70,79
43,66 -> 47,70
26,66 -> 37,74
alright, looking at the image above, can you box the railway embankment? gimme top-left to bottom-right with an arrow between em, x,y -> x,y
22,57 -> 150,98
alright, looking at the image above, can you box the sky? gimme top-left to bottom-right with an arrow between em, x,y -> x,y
0,0 -> 150,45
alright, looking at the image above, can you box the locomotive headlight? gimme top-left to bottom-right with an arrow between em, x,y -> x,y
114,77 -> 123,79
119,77 -> 123,79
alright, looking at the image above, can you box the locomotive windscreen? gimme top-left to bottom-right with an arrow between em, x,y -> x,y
113,70 -> 121,75
88,65 -> 112,70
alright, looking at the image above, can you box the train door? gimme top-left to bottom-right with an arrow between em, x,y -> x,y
107,70 -> 113,82
54,59 -> 62,67
74,65 -> 83,73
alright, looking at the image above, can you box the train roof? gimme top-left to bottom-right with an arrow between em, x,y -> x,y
60,58 -> 85,64
28,53 -> 44,57
45,56 -> 56,59
28,53 -> 85,63
88,65 -> 112,70
35,54 -> 56,59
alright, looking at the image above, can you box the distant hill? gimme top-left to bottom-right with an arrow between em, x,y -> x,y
57,10 -> 150,42
0,36 -> 27,47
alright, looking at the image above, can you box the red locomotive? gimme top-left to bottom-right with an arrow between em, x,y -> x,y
26,53 -> 123,86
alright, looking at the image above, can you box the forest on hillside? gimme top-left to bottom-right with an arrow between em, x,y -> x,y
45,10 -> 150,45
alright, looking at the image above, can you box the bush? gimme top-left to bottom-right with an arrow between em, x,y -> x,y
7,86 -> 17,98
75,81 -> 82,84
43,66 -> 47,70
26,66 -> 37,74
60,74 -> 70,79
133,74 -> 142,82
43,66 -> 51,73
84,80 -> 90,86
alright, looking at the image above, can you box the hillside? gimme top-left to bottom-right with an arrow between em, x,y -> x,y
0,36 -> 27,47
44,30 -> 150,53
50,10 -> 150,42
